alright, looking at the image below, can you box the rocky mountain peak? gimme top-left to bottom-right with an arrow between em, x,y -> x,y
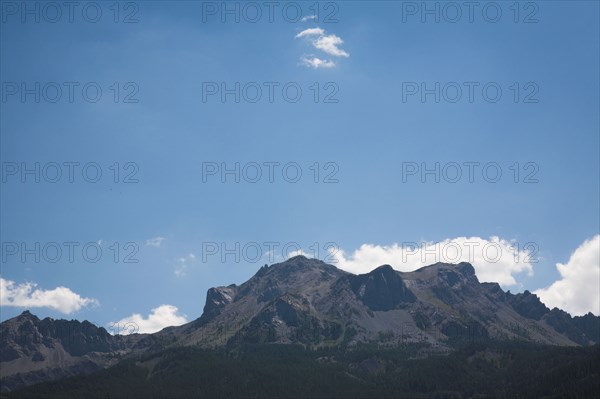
455,261 -> 476,276
14,310 -> 39,322
372,264 -> 395,274
425,261 -> 476,277
508,290 -> 550,320
411,262 -> 479,288
245,255 -> 346,294
265,255 -> 339,274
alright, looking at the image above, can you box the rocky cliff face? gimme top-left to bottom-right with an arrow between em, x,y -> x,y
2,256 -> 599,392
349,265 -> 416,311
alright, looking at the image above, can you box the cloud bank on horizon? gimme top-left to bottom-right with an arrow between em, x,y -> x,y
109,304 -> 188,335
330,235 -> 599,317
534,235 -> 600,316
0,277 -> 98,314
331,236 -> 535,286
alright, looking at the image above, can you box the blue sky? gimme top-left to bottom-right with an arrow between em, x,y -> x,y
1,1 -> 599,331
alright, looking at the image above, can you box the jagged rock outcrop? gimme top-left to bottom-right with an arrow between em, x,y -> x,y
203,285 -> 237,321
507,290 -> 550,320
349,265 -> 416,311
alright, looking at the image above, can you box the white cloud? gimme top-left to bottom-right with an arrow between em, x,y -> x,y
295,27 -> 349,68
329,237 -> 536,287
534,235 -> 599,316
300,56 -> 336,69
146,236 -> 166,247
110,304 -> 188,334
0,277 -> 99,314
295,27 -> 325,38
175,253 -> 196,277
301,15 -> 317,22
313,34 -> 349,58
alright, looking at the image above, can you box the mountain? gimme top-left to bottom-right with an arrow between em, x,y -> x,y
157,256 -> 598,350
0,311 -> 150,391
2,256 -> 599,393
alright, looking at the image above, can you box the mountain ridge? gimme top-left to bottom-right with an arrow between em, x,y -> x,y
2,256 -> 599,392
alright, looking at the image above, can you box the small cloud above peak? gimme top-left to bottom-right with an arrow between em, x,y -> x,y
146,237 -> 166,247
295,27 -> 349,69
313,34 -> 349,58
175,253 -> 196,277
301,15 -> 317,22
300,56 -> 336,69
295,27 -> 324,38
